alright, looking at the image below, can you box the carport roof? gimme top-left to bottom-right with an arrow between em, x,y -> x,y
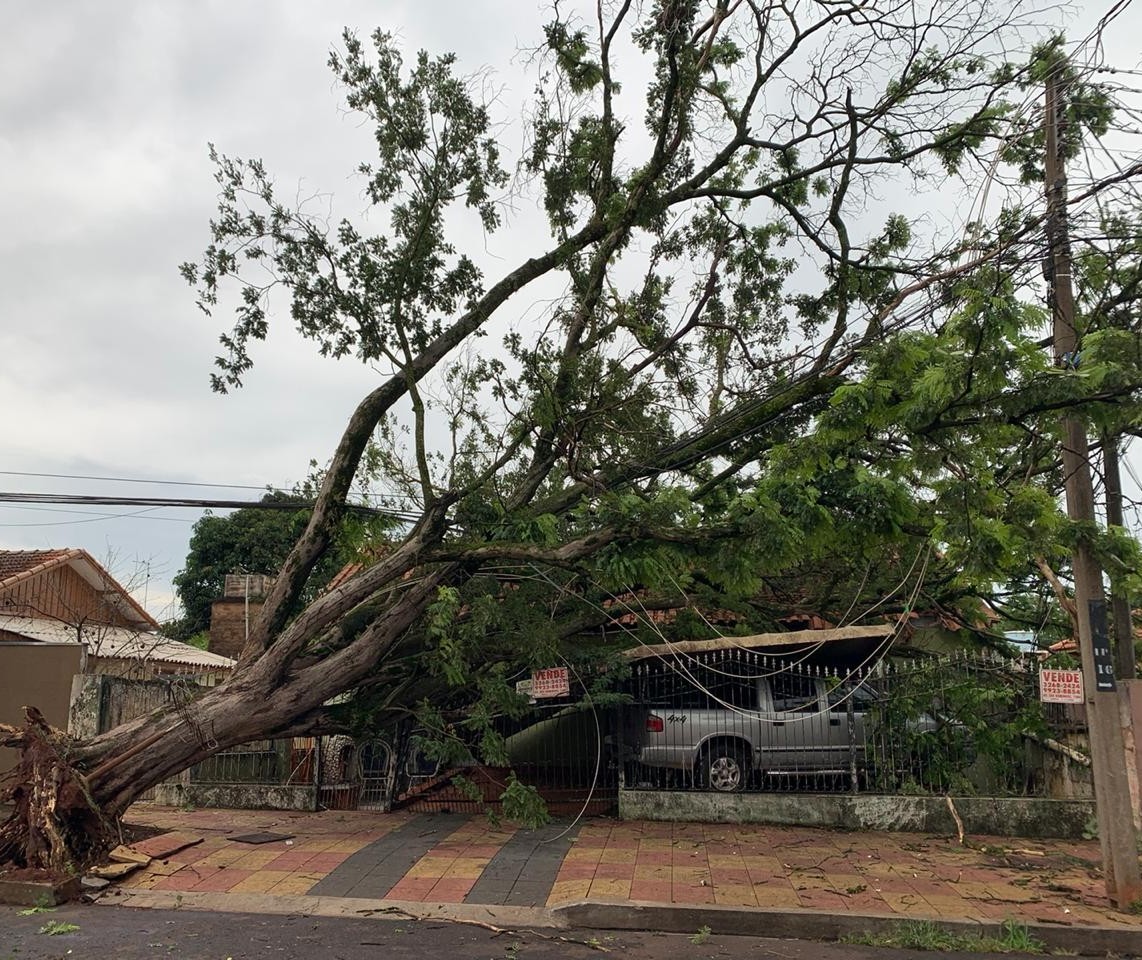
621,623 -> 896,662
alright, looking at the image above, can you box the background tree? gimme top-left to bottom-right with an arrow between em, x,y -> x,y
4,0 -> 1142,871
167,490 -> 359,640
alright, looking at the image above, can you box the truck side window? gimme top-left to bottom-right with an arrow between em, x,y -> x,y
769,673 -> 818,712
826,682 -> 879,712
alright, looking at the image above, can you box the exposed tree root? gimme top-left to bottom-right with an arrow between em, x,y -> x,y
0,707 -> 116,873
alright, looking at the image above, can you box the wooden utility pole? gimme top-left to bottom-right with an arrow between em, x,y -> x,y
1101,433 -> 1137,680
1045,66 -> 1141,907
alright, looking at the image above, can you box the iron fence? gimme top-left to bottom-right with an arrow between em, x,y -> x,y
190,737 -> 319,788
89,648 -> 1091,813
619,649 -> 1087,798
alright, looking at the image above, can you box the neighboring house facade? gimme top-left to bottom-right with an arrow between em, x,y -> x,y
0,548 -> 233,681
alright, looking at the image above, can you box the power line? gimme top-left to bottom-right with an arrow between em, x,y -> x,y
0,469 -> 424,503
0,491 -> 416,521
0,470 -> 273,491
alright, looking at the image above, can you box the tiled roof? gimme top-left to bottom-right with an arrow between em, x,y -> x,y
0,547 -> 158,628
0,549 -> 80,585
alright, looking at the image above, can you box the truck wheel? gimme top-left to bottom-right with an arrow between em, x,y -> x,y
698,743 -> 750,792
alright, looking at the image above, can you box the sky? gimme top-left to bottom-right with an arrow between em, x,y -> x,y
2,0 -> 1140,622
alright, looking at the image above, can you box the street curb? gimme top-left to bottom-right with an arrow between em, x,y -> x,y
99,889 -> 563,929
551,900 -> 1142,957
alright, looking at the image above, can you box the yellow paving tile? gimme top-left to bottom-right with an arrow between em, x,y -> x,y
824,873 -> 868,893
564,848 -> 603,863
598,848 -> 637,864
267,874 -> 318,895
589,877 -> 632,899
752,885 -> 802,908
292,840 -> 337,852
671,867 -> 710,884
230,850 -> 285,869
198,849 -> 249,867
230,872 -> 288,894
406,859 -> 451,879
547,879 -> 592,904
742,856 -> 783,874
921,894 -> 988,919
118,873 -> 164,889
707,854 -> 745,868
881,893 -> 934,916
145,860 -> 188,877
634,864 -> 672,882
714,886 -> 759,907
441,859 -> 490,880
976,884 -> 1043,903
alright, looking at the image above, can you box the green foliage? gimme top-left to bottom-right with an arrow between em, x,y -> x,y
999,36 -> 1114,184
499,773 -> 550,828
37,921 -> 79,936
868,658 -> 1048,795
843,918 -> 1044,954
173,3 -> 1142,791
184,631 -> 210,651
168,491 -> 354,639
17,897 -> 55,915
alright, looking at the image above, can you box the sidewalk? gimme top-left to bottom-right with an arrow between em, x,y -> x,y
108,805 -> 1142,938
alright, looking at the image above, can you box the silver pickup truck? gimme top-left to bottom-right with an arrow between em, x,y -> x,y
630,672 -> 887,791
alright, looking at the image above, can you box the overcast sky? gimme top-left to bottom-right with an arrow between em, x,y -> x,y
2,1 -> 1139,622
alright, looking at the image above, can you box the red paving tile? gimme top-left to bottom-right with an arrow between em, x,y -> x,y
429,878 -> 476,901
261,853 -> 317,870
709,868 -> 751,883
557,862 -> 601,880
385,878 -> 437,901
630,881 -> 673,901
165,845 -> 214,865
672,886 -> 716,904
191,869 -> 254,892
152,873 -> 205,892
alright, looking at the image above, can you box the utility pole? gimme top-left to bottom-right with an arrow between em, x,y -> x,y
1045,65 -> 1141,907
1101,433 -> 1137,680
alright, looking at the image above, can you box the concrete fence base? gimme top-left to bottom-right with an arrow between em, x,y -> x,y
153,781 -> 317,812
618,790 -> 1096,839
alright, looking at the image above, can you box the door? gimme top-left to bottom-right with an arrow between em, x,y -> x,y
757,672 -> 831,772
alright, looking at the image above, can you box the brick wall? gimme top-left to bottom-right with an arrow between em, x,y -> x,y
208,598 -> 263,659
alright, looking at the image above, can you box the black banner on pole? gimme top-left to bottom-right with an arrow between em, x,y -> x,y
1088,600 -> 1117,693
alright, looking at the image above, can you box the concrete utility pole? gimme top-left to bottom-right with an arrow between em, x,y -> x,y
1044,66 -> 1141,907
1100,434 -> 1137,680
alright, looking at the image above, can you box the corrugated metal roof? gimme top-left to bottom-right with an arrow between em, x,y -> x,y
0,615 -> 235,670
621,623 -> 895,662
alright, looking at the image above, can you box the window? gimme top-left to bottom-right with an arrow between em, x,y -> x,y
827,681 -> 880,713
769,673 -> 818,712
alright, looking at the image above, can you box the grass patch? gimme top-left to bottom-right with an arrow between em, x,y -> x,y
842,919 -> 1045,954
38,921 -> 79,936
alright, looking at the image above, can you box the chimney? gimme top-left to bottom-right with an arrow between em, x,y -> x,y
208,572 -> 276,659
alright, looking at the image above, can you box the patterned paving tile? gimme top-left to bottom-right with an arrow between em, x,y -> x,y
119,804 -> 1142,929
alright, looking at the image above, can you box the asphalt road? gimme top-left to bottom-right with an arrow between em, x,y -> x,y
0,904 -> 1102,960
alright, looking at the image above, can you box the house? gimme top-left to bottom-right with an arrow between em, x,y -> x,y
0,548 -> 234,680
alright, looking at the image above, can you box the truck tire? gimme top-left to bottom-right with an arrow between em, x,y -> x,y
697,742 -> 750,792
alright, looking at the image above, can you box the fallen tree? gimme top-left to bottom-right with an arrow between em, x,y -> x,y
4,1 -> 1141,870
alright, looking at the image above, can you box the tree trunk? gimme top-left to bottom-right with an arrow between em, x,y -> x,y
1,670 -> 340,870
1,564 -> 447,872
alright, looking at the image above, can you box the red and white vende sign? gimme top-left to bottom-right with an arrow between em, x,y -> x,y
531,667 -> 570,699
1040,668 -> 1084,704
